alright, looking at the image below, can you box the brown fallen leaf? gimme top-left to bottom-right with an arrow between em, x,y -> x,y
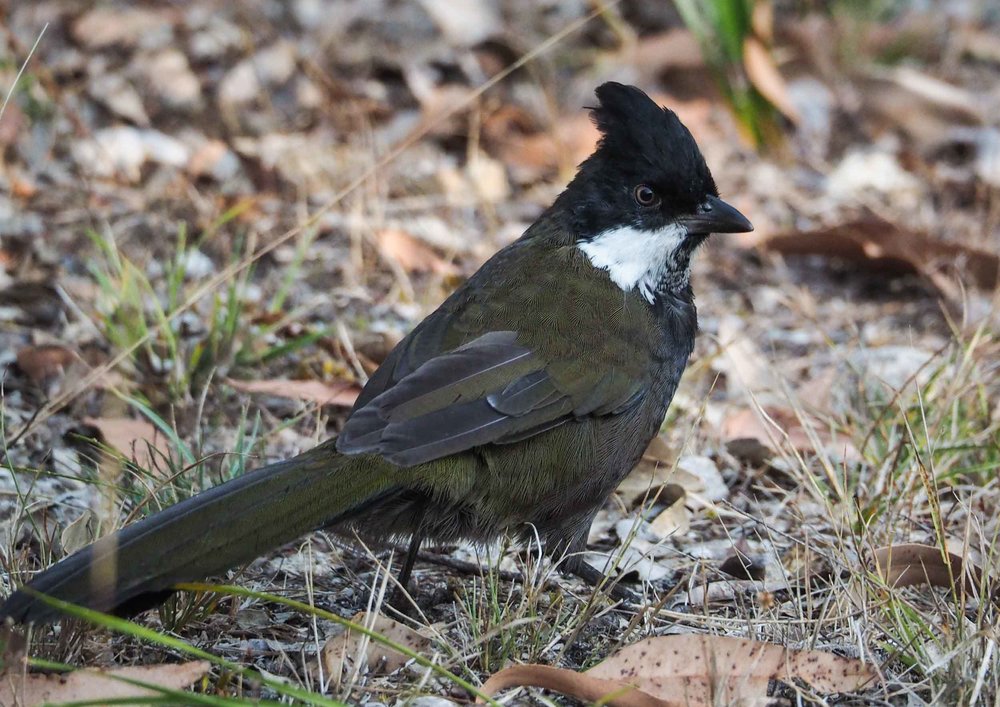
226,377 -> 360,407
743,36 -> 801,124
720,405 -> 859,461
375,228 -> 458,276
16,344 -> 77,383
479,634 -> 876,705
0,660 -> 209,706
871,543 -> 996,603
82,416 -> 171,471
758,218 -> 999,302
320,612 -> 433,685
615,436 -> 676,507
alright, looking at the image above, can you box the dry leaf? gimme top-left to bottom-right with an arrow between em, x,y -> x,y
0,660 -> 209,706
320,612 -> 432,684
375,228 -> 458,276
871,543 -> 995,602
616,436 -> 676,508
647,485 -> 689,538
227,377 -> 360,407
60,509 -> 99,555
743,37 -> 800,124
479,634 -> 875,705
16,345 -> 77,382
721,405 -> 859,462
759,219 -> 999,301
83,416 -> 171,471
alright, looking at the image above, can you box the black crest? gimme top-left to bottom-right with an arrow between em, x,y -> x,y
588,82 -> 717,206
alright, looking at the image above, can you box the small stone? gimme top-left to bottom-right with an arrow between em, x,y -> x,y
88,72 -> 150,126
180,249 -> 215,280
144,49 -> 202,109
218,41 -> 297,107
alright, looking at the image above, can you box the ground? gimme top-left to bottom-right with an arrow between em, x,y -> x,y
0,1 -> 998,705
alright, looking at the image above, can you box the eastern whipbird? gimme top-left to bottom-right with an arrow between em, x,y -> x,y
1,83 -> 752,624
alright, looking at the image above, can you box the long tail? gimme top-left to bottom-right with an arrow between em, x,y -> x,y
0,441 -> 393,624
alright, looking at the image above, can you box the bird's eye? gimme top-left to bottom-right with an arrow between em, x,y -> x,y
633,184 -> 658,207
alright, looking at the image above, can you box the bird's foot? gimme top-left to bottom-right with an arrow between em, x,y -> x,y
564,562 -> 640,605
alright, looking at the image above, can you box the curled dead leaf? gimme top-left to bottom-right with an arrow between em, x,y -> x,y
479,634 -> 876,705
870,543 -> 996,603
226,377 -> 360,407
758,218 -> 999,302
721,405 -> 859,462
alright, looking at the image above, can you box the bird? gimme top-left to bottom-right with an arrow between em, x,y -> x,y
0,82 -> 752,624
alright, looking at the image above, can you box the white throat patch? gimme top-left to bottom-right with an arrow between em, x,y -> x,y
578,223 -> 688,302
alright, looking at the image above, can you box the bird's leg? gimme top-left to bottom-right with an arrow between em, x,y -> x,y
386,531 -> 423,614
565,561 -> 638,604
396,531 -> 422,592
388,502 -> 426,611
550,523 -> 640,604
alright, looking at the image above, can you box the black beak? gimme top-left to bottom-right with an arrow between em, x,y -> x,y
678,195 -> 754,235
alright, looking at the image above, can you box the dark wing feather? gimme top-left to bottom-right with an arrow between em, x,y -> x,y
337,330 -> 647,468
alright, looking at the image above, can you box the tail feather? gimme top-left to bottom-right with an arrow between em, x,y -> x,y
0,442 -> 391,624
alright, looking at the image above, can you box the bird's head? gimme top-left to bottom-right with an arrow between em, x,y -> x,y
559,82 -> 753,301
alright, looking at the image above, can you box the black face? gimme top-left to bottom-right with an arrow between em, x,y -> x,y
557,83 -> 748,242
